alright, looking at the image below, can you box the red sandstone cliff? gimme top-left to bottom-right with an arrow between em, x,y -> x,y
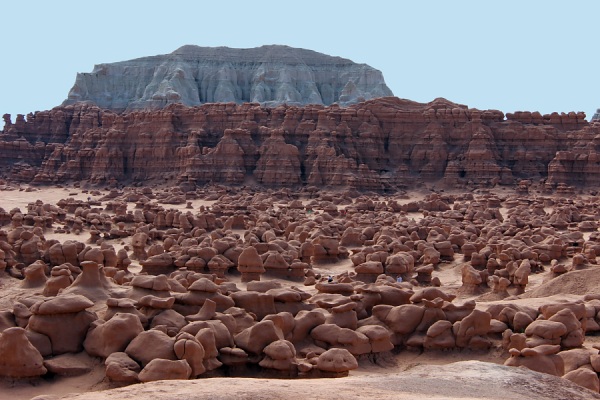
0,97 -> 596,190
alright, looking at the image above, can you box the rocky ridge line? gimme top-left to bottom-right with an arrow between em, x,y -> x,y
0,97 -> 595,190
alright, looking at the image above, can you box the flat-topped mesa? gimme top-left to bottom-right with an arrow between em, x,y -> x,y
61,45 -> 393,112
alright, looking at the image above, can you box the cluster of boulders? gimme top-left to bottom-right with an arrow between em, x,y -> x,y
497,298 -> 600,392
2,187 -> 600,392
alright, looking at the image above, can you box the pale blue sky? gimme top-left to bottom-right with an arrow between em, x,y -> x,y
1,1 -> 598,120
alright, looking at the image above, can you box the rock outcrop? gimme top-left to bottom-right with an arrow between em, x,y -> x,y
62,45 -> 393,111
0,97 -> 594,190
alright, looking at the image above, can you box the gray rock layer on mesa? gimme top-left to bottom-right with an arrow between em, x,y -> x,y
62,45 -> 393,111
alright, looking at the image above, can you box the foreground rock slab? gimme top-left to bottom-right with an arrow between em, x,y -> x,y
42,361 -> 600,400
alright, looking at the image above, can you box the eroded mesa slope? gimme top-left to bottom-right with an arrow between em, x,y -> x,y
0,97 -> 596,190
62,45 -> 393,110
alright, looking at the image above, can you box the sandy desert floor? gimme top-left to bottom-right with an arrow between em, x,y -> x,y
1,183 -> 600,399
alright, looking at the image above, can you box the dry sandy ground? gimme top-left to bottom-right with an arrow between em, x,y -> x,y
24,361 -> 600,400
0,184 -> 599,400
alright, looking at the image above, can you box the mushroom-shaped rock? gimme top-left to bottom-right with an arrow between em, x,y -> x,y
138,358 -> 192,382
27,295 -> 97,355
356,325 -> 394,353
415,264 -> 435,285
322,300 -> 355,327
61,260 -> 116,302
175,278 -> 234,313
43,264 -> 75,296
0,327 -> 47,377
316,348 -> 358,376
21,261 -> 48,289
237,246 -> 265,282
259,340 -> 297,372
31,294 -> 93,314
84,312 -> 144,358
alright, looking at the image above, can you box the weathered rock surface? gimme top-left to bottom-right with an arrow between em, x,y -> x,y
1,97 -> 594,189
62,45 -> 393,111
28,361 -> 600,400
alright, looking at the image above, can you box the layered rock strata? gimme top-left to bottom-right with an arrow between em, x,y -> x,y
0,97 -> 595,189
62,45 -> 393,111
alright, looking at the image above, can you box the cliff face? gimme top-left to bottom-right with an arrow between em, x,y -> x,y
0,97 -> 596,190
62,45 -> 393,111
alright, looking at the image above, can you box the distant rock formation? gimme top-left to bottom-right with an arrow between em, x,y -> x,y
0,97 -> 595,190
62,45 -> 393,111
592,109 -> 600,122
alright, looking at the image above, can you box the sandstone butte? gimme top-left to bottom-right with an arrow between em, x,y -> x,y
0,96 -> 594,192
62,45 -> 394,111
